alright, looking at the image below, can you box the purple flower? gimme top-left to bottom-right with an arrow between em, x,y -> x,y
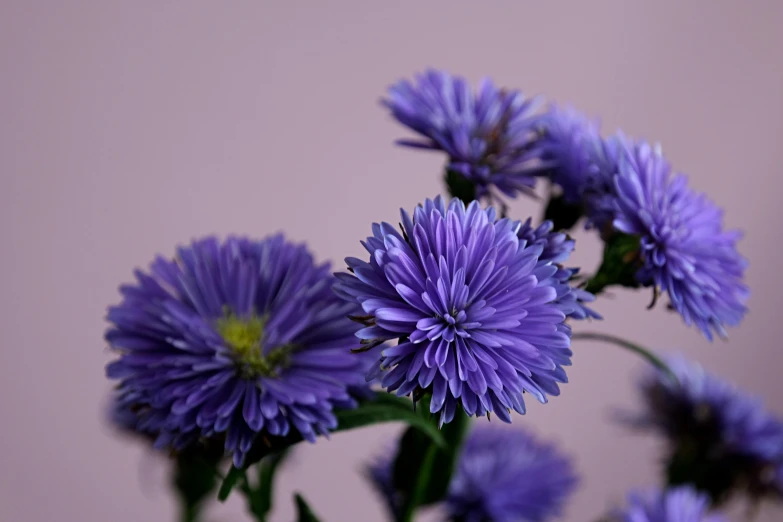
586,134 -> 624,229
517,218 -> 601,320
109,390 -> 151,438
334,196 -> 577,425
540,105 -> 601,203
446,426 -> 578,522
612,487 -> 727,522
383,69 -> 549,199
365,443 -> 402,520
624,356 -> 783,502
540,105 -> 622,229
613,140 -> 748,340
105,235 -> 368,467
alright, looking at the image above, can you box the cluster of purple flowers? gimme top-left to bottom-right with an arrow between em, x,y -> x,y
101,67 -> 760,522
384,69 -> 748,341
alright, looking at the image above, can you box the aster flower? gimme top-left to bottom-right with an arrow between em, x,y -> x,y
105,235 -> 369,467
365,442 -> 403,521
446,425 -> 578,522
334,196 -> 576,425
611,487 -> 727,522
585,134 -> 624,229
539,105 -> 622,229
516,218 -> 601,320
612,140 -> 748,340
383,69 -> 549,200
623,356 -> 783,503
540,105 -> 601,203
109,390 -> 150,438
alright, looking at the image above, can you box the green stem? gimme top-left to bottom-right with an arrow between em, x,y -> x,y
172,449 -> 222,522
571,332 -> 678,384
400,443 -> 439,522
238,472 -> 267,522
444,168 -> 477,205
179,503 -> 199,522
583,273 -> 611,295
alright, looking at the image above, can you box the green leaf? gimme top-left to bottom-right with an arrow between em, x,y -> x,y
543,193 -> 583,231
218,392 -> 447,501
445,168 -> 477,204
571,332 -> 678,385
334,393 -> 446,447
171,446 -> 223,522
238,449 -> 290,520
399,443 -> 439,522
253,450 -> 289,518
294,493 -> 322,522
584,232 -> 642,295
217,465 -> 245,502
665,443 -> 743,507
422,409 -> 469,502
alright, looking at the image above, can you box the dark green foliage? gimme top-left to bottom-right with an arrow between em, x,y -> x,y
217,393 -> 446,502
172,446 -> 223,522
392,396 -> 471,522
584,232 -> 643,295
543,193 -> 583,232
445,169 -> 477,205
294,493 -> 322,522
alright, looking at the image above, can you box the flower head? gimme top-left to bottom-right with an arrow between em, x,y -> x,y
517,218 -> 601,320
334,196 -> 577,425
611,487 -> 727,522
585,134 -> 624,228
539,106 -> 622,229
105,235 -> 368,466
540,105 -> 601,203
612,140 -> 748,340
383,69 -> 548,199
624,356 -> 783,503
446,426 -> 578,522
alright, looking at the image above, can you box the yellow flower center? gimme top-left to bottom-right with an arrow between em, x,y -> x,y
215,311 -> 291,378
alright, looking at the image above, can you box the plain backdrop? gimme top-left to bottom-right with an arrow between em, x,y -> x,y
1,2 -> 782,521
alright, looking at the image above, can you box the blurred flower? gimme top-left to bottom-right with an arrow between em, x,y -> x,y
585,134 -> 624,229
105,235 -> 369,467
383,69 -> 548,199
516,218 -> 601,320
611,487 -> 727,522
540,105 -> 600,203
612,140 -> 748,340
623,356 -> 783,504
365,442 -> 403,521
108,389 -> 152,439
334,196 -> 576,426
538,106 -> 621,229
446,425 -> 578,522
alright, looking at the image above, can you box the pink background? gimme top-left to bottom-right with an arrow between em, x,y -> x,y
1,2 -> 782,521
